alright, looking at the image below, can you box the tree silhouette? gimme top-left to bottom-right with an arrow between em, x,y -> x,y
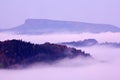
0,39 -> 91,68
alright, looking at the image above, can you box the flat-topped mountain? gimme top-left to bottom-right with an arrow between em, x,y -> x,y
2,19 -> 120,34
0,39 -> 91,68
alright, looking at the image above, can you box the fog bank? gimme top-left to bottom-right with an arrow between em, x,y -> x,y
0,32 -> 120,80
0,32 -> 120,43
0,46 -> 120,80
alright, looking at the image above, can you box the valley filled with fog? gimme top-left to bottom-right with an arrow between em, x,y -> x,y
1,0 -> 120,79
0,32 -> 120,43
0,32 -> 120,80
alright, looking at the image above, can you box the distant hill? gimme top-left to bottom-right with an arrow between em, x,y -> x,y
61,39 -> 98,47
61,39 -> 120,48
100,42 -> 120,48
2,19 -> 120,34
0,40 -> 91,68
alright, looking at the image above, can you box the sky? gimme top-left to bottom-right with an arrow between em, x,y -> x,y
0,0 -> 120,29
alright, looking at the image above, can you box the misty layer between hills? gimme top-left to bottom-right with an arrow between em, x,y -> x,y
61,38 -> 120,48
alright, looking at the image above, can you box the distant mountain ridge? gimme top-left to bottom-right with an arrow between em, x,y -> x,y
1,19 -> 120,34
61,39 -> 120,48
61,39 -> 98,47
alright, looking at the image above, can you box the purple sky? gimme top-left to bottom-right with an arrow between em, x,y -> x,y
0,0 -> 120,29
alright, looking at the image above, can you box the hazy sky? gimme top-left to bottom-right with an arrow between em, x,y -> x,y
0,0 -> 120,29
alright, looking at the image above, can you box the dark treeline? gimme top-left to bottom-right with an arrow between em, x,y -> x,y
0,39 -> 91,68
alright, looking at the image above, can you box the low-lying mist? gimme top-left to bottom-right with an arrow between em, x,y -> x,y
0,47 -> 120,80
0,32 -> 120,43
0,32 -> 120,80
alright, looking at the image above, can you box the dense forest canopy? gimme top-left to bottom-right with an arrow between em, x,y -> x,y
0,39 -> 91,68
